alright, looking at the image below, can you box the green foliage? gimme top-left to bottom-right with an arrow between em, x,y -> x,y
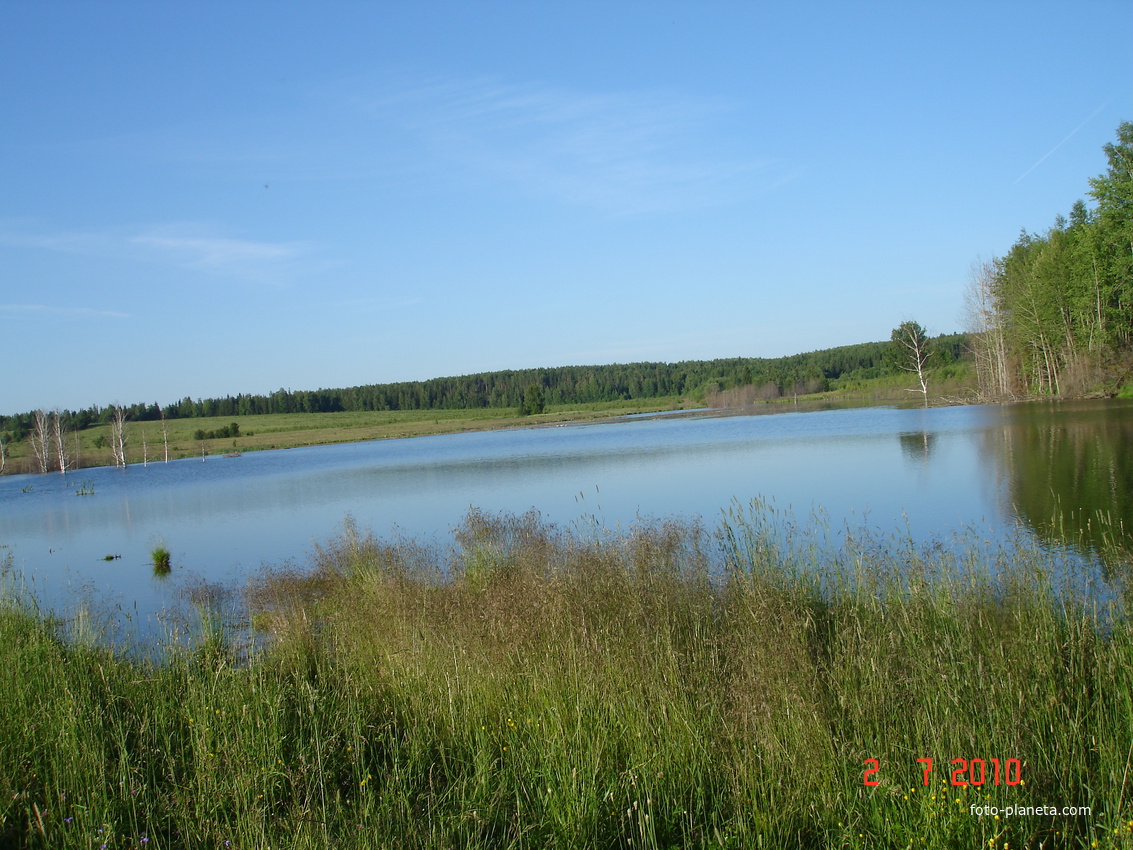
886,320 -> 931,369
193,421 -> 240,441
518,383 -> 546,416
150,545 -> 171,574
2,506 -> 1130,848
984,120 -> 1133,396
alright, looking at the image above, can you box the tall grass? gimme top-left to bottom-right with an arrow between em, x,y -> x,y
2,502 -> 1131,848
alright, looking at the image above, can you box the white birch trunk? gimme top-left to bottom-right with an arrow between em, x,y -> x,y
31,410 -> 52,474
52,411 -> 70,474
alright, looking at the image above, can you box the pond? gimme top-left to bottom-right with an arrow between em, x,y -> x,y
2,399 -> 1130,636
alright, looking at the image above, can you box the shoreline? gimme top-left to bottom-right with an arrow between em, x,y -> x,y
0,388 -> 986,478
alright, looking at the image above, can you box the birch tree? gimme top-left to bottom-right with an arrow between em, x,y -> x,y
963,258 -> 1012,399
110,406 -> 128,469
890,321 -> 932,407
30,409 -> 52,474
51,411 -> 71,474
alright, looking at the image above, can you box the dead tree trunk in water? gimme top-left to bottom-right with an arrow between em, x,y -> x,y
30,410 -> 52,473
52,411 -> 71,474
110,406 -> 128,469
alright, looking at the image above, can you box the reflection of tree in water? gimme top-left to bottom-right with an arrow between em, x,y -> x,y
981,401 -> 1133,571
898,430 -> 936,461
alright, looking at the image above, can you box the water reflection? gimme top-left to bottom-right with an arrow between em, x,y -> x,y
1,400 -> 1130,630
982,400 -> 1133,570
898,431 -> 936,462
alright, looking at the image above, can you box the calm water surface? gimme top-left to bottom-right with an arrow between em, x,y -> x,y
2,400 -> 1130,633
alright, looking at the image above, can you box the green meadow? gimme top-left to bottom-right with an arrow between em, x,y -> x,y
1,399 -> 688,474
2,501 -> 1131,849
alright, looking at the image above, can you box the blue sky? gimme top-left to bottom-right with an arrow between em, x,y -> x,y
3,1 -> 1132,415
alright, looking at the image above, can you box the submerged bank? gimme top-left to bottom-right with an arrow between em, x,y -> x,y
0,399 -> 694,477
3,504 -> 1131,849
1,370 -> 980,477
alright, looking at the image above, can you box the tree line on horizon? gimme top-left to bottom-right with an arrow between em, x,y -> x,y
966,120 -> 1133,398
0,336 -> 970,447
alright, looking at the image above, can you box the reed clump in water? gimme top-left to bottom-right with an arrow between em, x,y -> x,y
150,544 -> 172,575
2,501 -> 1130,849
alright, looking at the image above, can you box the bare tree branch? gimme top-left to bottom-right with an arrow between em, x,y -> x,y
891,321 -> 932,407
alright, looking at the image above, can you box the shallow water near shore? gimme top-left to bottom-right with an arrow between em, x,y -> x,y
1,399 -> 1130,637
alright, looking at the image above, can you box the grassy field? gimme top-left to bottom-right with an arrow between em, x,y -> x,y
2,501 -> 1130,849
0,397 -> 688,474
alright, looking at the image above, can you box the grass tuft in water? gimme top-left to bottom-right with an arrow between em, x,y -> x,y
150,545 -> 171,576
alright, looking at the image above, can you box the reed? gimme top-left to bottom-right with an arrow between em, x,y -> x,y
150,545 -> 172,575
1,502 -> 1130,848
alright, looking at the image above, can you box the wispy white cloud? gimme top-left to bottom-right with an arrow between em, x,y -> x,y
0,303 -> 131,319
131,228 -> 302,271
359,76 -> 782,215
0,221 -> 315,286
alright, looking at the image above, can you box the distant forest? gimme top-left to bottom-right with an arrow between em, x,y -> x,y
0,335 -> 969,442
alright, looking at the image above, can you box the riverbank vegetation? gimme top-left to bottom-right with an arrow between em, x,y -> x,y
2,504 -> 1130,849
967,121 -> 1133,399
